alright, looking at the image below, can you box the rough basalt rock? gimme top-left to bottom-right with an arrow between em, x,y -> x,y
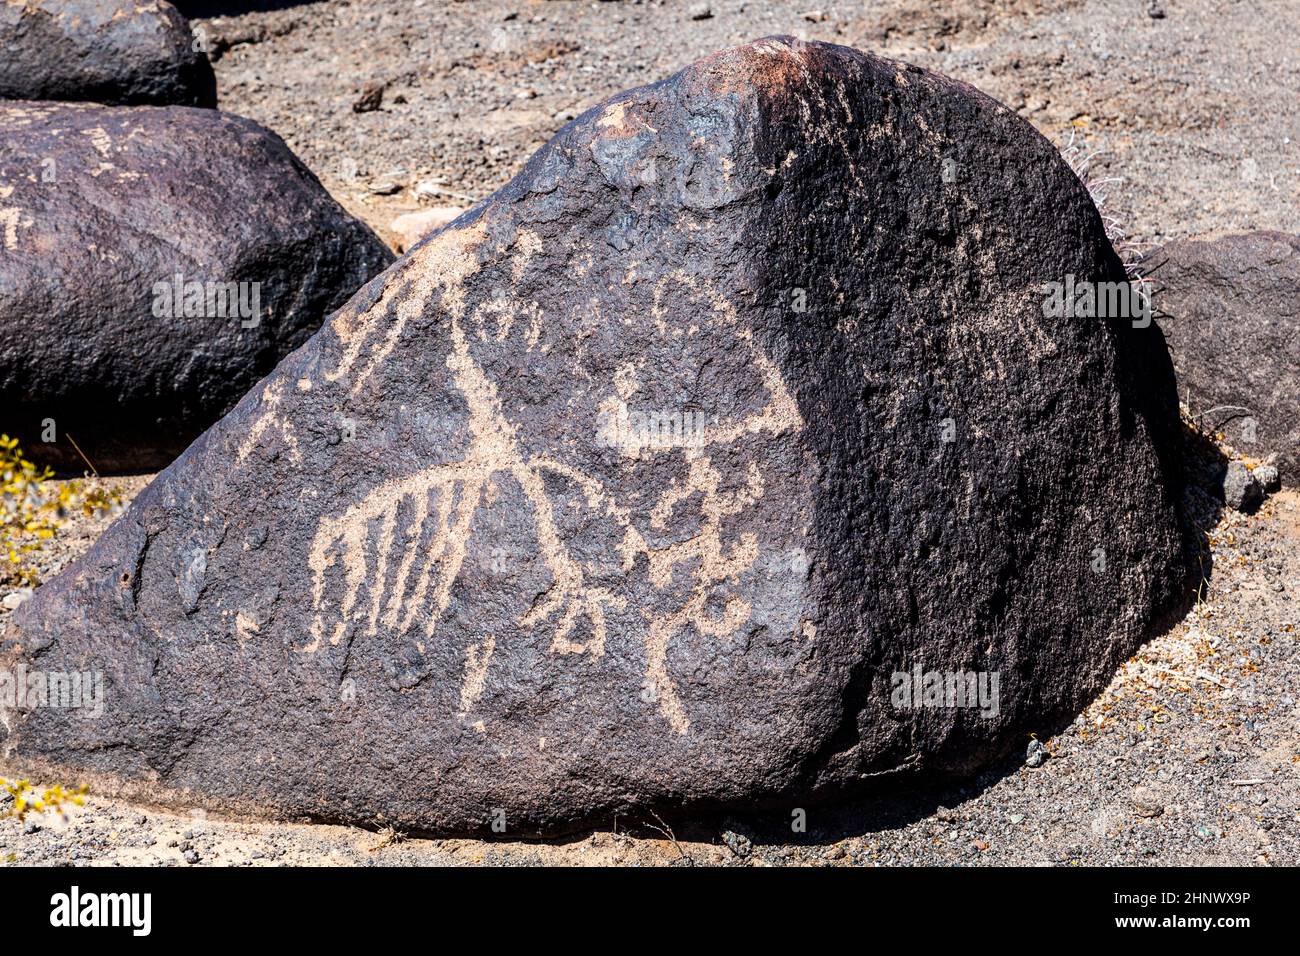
1,39 -> 1190,835
0,0 -> 217,108
0,101 -> 394,472
1145,231 -> 1300,486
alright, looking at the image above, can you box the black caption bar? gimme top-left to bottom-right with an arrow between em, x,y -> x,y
0,865 -> 1276,943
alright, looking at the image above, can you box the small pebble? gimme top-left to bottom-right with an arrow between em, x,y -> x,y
1222,461 -> 1263,512
2,589 -> 32,611
352,81 -> 384,113
1025,739 -> 1049,768
721,829 -> 752,858
1253,464 -> 1281,493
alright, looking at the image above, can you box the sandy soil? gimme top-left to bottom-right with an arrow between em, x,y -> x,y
2,0 -> 1297,866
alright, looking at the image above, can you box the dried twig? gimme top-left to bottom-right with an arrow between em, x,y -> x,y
646,811 -> 692,865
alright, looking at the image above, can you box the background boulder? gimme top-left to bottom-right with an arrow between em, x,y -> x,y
0,101 -> 393,472
1146,231 -> 1300,486
0,0 -> 217,108
1,39 -> 1190,835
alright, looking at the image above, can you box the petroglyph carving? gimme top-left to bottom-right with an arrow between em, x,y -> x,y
236,377 -> 301,464
301,235 -> 803,733
0,185 -> 29,252
459,635 -> 496,714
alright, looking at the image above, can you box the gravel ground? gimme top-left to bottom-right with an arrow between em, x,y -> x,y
3,0 -> 1297,866
190,0 -> 1298,253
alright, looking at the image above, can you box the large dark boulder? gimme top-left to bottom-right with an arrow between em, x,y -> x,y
0,0 -> 216,108
0,101 -> 394,472
0,38 -> 1190,835
1146,231 -> 1300,486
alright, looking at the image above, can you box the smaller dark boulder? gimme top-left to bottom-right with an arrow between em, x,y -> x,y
0,0 -> 217,108
0,101 -> 394,473
1147,232 -> 1300,485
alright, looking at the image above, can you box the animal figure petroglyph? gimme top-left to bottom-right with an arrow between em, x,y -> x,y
304,303 -> 627,665
289,223 -> 803,733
